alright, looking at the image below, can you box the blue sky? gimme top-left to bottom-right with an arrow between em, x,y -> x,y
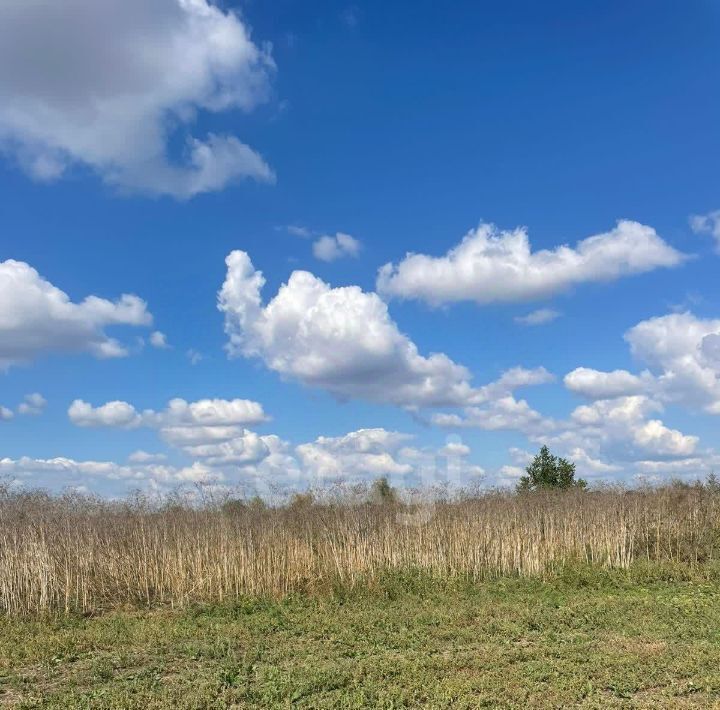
1,0 -> 719,496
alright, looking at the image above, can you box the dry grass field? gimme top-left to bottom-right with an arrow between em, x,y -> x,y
2,482 -> 720,707
2,482 -> 720,615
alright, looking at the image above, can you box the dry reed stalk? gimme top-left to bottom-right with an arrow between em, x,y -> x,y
0,484 -> 719,615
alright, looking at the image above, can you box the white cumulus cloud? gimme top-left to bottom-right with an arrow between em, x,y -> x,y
69,400 -> 143,429
0,0 -> 275,198
69,396 -> 268,434
564,367 -> 650,399
625,312 -> 720,413
438,441 -> 471,457
562,312 -> 720,415
181,431 -> 284,467
377,220 -> 685,306
218,250 -> 486,408
297,429 -> 414,480
633,419 -> 698,457
548,395 -> 699,461
313,233 -> 362,262
0,259 -> 151,370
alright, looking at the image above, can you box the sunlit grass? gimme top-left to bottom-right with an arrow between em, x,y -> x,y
2,569 -> 720,708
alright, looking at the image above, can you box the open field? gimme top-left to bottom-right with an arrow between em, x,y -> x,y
3,484 -> 720,707
2,569 -> 720,708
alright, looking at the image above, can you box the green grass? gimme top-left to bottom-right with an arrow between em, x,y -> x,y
2,568 -> 720,708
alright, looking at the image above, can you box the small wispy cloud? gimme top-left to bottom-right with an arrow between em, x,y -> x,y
668,291 -> 704,313
128,450 -> 167,464
341,5 -> 359,27
284,225 -> 312,238
280,225 -> 362,262
18,393 -> 47,416
514,308 -> 561,326
187,349 -> 204,366
149,331 -> 170,349
690,210 -> 720,253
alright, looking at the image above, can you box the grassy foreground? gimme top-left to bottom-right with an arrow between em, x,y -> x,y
2,568 -> 720,708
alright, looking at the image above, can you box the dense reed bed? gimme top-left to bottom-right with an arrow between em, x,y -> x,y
1,482 -> 719,615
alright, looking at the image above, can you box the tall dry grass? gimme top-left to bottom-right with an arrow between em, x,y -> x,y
1,482 -> 719,615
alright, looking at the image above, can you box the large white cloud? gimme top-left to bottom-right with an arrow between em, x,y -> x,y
218,250 -> 486,408
180,431 -> 285,467
0,259 -> 151,370
566,396 -> 698,458
68,400 -> 143,428
633,419 -> 698,457
148,397 -> 268,428
625,313 -> 720,413
564,367 -> 651,399
562,313 -> 720,415
377,220 -> 685,306
0,0 -> 275,198
552,310 -> 720,478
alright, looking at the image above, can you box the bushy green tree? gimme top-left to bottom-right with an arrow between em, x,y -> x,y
517,446 -> 586,492
220,498 -> 246,517
288,491 -> 315,510
371,476 -> 397,504
706,472 -> 720,494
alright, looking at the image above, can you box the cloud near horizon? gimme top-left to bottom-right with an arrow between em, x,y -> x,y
56,400 -> 486,493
